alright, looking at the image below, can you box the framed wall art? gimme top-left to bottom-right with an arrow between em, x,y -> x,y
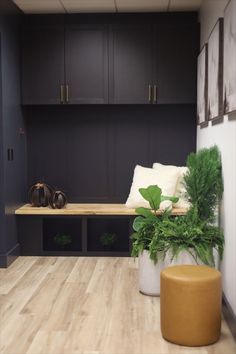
224,0 -> 236,117
197,44 -> 208,128
207,18 -> 224,125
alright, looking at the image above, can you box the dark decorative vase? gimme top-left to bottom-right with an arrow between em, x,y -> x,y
28,182 -> 52,207
50,191 -> 68,209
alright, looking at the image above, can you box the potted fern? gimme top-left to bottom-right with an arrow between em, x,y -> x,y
131,145 -> 224,296
184,145 -> 223,223
161,145 -> 224,267
158,208 -> 224,268
181,145 -> 224,267
131,185 -> 178,296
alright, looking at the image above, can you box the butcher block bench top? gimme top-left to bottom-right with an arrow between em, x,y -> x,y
15,203 -> 188,216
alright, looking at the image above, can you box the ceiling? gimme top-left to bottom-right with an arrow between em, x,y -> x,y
12,0 -> 203,14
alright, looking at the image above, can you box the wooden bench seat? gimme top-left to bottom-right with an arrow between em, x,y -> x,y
15,204 -> 188,256
15,203 -> 188,216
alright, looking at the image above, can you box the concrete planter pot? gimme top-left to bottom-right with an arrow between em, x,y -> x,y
165,249 -> 200,266
165,248 -> 220,269
138,250 -> 165,296
138,249 -> 220,297
138,250 -> 197,297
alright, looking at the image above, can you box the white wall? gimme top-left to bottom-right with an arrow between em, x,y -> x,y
198,0 -> 236,315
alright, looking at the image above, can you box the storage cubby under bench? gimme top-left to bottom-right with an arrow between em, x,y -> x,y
15,204 -> 187,257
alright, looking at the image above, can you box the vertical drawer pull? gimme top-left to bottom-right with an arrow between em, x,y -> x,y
60,85 -> 64,104
66,85 -> 69,103
7,148 -> 13,161
154,85 -> 157,103
148,85 -> 152,103
7,149 -> 11,161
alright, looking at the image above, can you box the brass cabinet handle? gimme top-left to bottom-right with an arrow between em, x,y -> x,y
60,85 -> 64,104
148,84 -> 152,103
153,84 -> 157,103
66,84 -> 69,103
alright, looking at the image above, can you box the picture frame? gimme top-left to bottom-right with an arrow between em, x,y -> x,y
207,18 -> 224,125
223,0 -> 236,117
197,44 -> 208,128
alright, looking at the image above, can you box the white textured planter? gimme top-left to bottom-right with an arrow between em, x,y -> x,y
214,250 -> 220,270
138,250 -> 165,296
165,248 -> 220,269
165,249 -> 200,267
138,250 -> 197,297
138,249 -> 220,297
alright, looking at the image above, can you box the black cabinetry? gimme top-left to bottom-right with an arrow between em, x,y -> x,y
110,23 -> 198,104
22,25 -> 108,105
87,217 -> 130,252
109,25 -> 153,104
17,215 -> 133,256
21,15 -> 198,105
65,25 -> 109,104
0,0 -> 27,267
21,26 -> 65,105
43,218 -> 82,252
154,23 -> 198,104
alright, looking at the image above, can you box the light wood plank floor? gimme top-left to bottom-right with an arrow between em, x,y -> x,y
0,257 -> 235,354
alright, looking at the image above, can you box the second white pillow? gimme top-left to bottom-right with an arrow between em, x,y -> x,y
126,165 -> 180,208
152,162 -> 190,208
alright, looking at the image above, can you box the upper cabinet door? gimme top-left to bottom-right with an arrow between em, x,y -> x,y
21,26 -> 65,105
110,25 -> 153,104
155,24 -> 198,104
65,25 -> 109,104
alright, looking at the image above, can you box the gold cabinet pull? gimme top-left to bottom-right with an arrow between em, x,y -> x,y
153,84 -> 157,103
148,84 -> 152,103
66,84 -> 69,103
60,85 -> 64,104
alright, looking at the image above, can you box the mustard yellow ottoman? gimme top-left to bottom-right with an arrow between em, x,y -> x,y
160,265 -> 222,346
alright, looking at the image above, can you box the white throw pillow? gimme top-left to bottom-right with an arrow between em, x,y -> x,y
152,162 -> 190,208
126,165 -> 180,208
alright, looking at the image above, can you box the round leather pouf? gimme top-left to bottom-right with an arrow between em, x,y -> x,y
160,265 -> 222,347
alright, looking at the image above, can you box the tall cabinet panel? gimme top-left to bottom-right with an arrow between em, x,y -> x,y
65,25 -> 109,104
155,24 -> 198,104
67,117 -> 111,202
0,0 -> 27,267
21,26 -> 65,105
109,25 -> 153,104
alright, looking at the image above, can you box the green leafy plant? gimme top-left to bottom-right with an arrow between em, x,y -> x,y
100,232 -> 117,247
132,212 -> 170,264
133,185 -> 178,233
53,233 -> 72,248
131,185 -> 178,263
184,145 -> 223,222
131,146 -> 224,267
155,208 -> 224,266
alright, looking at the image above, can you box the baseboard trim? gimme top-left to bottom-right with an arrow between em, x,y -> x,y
0,243 -> 20,268
223,293 -> 236,341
